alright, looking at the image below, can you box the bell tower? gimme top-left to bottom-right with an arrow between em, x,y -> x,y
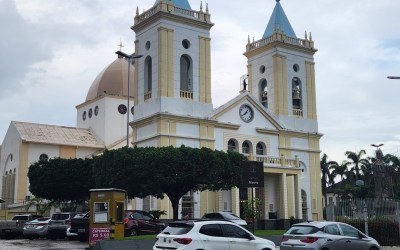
244,0 -> 318,132
130,0 -> 215,148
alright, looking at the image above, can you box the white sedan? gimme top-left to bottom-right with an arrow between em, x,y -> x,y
153,220 -> 275,250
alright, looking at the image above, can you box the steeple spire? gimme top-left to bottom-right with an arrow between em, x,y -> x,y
263,0 -> 296,38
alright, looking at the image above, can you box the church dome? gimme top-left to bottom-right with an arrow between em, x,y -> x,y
86,56 -> 135,102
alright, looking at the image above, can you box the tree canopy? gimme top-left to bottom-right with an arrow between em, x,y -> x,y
28,157 -> 94,204
28,146 -> 246,219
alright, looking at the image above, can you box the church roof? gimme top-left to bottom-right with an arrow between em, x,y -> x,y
13,121 -> 105,149
86,56 -> 135,102
263,0 -> 296,38
154,0 -> 191,10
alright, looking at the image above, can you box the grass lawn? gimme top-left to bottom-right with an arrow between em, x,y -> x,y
123,230 -> 285,240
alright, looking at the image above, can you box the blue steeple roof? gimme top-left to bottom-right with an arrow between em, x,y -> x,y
154,0 -> 192,10
263,0 -> 296,38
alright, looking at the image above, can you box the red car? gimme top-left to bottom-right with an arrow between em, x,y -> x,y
124,210 -> 165,236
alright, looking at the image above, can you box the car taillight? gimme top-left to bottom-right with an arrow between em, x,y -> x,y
281,236 -> 289,242
300,237 -> 318,243
123,218 -> 129,224
173,238 -> 192,245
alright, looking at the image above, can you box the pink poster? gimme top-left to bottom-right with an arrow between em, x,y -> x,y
89,227 -> 111,246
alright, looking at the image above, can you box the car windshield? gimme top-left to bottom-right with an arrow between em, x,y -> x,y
286,225 -> 318,235
51,214 -> 70,220
222,213 -> 242,220
162,223 -> 193,235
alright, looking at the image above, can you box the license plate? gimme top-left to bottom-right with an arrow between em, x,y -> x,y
78,229 -> 85,233
27,225 -> 35,228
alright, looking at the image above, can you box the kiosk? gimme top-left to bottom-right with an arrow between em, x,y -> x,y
89,188 -> 126,247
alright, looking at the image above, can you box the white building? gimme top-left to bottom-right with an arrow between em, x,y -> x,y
0,0 -> 323,222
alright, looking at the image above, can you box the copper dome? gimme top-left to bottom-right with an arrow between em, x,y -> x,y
86,57 -> 135,102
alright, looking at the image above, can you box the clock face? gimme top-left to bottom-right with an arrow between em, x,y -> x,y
118,104 -> 127,114
239,104 -> 254,122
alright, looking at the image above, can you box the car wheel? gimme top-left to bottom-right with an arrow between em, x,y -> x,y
129,229 -> 139,236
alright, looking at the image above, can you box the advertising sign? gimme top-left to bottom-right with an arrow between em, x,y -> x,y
89,227 -> 111,246
242,161 -> 264,187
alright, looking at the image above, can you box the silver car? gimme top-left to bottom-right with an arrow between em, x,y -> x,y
280,221 -> 380,250
23,217 -> 51,239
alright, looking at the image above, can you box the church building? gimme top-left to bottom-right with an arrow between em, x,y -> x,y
0,0 -> 323,222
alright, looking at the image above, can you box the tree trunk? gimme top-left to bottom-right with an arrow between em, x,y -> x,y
170,197 -> 180,221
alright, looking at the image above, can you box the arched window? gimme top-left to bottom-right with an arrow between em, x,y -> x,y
292,77 -> 303,116
227,139 -> 237,152
180,55 -> 193,99
256,142 -> 265,155
260,79 -> 268,108
144,56 -> 152,100
242,141 -> 251,154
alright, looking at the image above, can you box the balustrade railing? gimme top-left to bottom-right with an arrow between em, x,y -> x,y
247,33 -> 314,52
293,109 -> 303,117
180,90 -> 193,99
255,155 -> 299,169
135,2 -> 209,26
144,91 -> 152,101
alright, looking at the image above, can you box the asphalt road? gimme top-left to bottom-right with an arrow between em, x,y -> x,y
0,236 -> 282,250
0,238 -> 88,250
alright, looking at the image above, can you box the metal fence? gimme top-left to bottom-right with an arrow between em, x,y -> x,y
325,197 -> 400,246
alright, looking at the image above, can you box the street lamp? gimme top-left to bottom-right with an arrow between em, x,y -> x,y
115,51 -> 143,147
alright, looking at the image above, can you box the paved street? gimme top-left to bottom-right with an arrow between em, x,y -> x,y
0,238 -> 88,250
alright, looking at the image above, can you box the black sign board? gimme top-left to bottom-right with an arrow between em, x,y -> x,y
241,161 -> 264,187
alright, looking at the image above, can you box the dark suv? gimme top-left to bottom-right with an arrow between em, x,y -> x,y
48,212 -> 78,240
124,210 -> 165,236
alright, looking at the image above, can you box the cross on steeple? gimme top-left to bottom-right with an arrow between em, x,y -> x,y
117,39 -> 124,51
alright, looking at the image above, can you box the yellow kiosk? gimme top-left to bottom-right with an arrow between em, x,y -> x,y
89,188 -> 126,247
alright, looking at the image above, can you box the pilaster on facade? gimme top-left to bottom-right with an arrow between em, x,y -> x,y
273,54 -> 288,116
294,174 -> 302,219
305,61 -> 317,120
231,188 -> 240,216
280,173 -> 288,219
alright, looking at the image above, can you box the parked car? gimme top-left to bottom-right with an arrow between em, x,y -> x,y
0,214 -> 42,239
23,217 -> 51,239
153,220 -> 275,250
48,212 -> 78,240
70,212 -> 90,242
202,211 -> 247,226
124,210 -> 165,236
280,221 -> 380,250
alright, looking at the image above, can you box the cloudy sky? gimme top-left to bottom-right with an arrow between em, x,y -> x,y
1,0 -> 400,163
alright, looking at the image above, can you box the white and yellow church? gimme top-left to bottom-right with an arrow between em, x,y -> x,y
0,0 -> 323,223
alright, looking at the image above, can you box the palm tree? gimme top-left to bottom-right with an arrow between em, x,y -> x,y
345,150 -> 369,182
331,161 -> 350,182
320,154 -> 338,208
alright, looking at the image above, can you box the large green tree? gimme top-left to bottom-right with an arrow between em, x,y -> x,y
92,146 -> 246,220
28,157 -> 95,206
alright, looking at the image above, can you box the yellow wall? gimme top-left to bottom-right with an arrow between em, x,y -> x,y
59,146 -> 76,159
17,143 -> 29,204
